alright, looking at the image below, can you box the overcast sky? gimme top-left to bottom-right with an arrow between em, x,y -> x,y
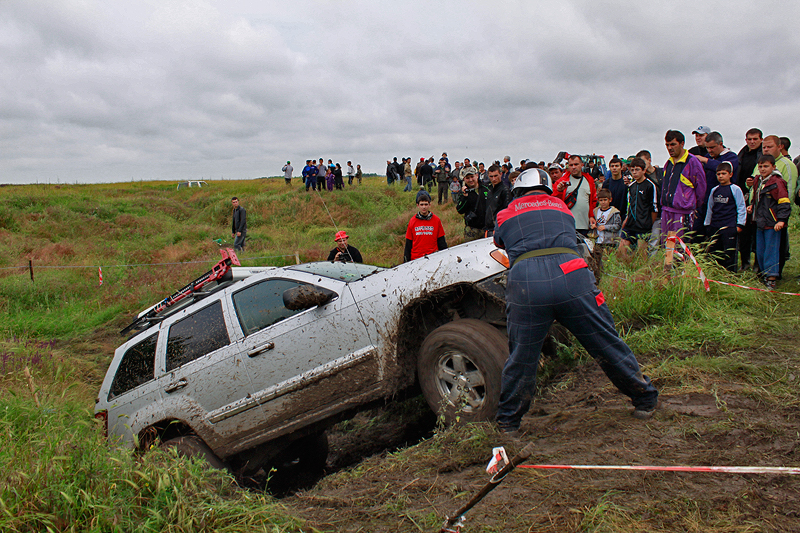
2,0 -> 799,184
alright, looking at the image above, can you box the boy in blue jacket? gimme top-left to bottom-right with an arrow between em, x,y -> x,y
704,162 -> 746,271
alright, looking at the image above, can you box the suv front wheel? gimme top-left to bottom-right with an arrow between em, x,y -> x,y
417,319 -> 508,424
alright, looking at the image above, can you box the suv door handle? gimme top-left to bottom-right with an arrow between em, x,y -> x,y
248,342 -> 275,357
164,378 -> 188,393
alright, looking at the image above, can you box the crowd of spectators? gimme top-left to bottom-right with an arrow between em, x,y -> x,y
289,159 -> 363,192
287,127 -> 800,288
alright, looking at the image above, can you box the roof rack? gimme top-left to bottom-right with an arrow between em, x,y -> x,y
121,248 -> 242,335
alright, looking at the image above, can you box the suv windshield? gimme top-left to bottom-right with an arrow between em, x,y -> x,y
287,262 -> 385,282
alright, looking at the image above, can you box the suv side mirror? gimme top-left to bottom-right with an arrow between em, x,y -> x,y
283,285 -> 335,311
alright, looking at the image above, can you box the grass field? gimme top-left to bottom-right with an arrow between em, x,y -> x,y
1,176 -> 799,531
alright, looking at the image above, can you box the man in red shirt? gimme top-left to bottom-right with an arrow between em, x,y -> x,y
404,191 -> 447,261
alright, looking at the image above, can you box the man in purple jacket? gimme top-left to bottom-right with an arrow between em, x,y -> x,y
661,130 -> 706,264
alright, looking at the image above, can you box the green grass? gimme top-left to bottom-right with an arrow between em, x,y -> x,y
0,178 -> 466,336
0,394 -> 303,532
3,177 -> 800,531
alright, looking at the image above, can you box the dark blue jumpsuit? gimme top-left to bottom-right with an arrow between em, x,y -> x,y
494,192 -> 658,431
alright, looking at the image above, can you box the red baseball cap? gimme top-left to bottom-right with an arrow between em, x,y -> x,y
334,230 -> 349,242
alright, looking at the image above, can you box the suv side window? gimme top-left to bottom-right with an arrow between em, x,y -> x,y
166,301 -> 230,371
109,333 -> 158,399
233,279 -> 313,336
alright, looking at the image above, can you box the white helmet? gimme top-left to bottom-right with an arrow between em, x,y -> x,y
512,168 -> 552,197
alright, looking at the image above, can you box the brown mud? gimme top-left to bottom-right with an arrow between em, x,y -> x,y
284,353 -> 800,532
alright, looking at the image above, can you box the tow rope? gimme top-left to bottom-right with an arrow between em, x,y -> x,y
440,442 -> 534,532
439,445 -> 798,532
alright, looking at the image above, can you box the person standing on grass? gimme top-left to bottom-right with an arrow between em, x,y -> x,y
404,191 -> 447,262
325,166 -> 335,191
231,197 -> 247,251
737,129 -> 762,271
618,158 -> 658,257
419,157 -> 434,192
456,166 -> 490,242
594,188 -> 622,249
749,155 -> 791,290
434,158 -> 450,204
493,168 -> 659,437
334,163 -> 344,190
449,168 -> 462,204
755,135 -> 797,277
305,161 -> 319,192
450,160 -> 462,189
547,163 -> 564,187
485,164 -> 512,235
386,160 -> 397,185
301,160 -> 312,188
553,155 -> 597,237
692,131 -> 740,241
637,150 -> 663,251
660,130 -> 706,266
704,162 -> 746,272
415,157 -> 424,186
403,158 -> 413,192
317,158 -> 326,192
689,125 -> 711,157
282,161 -> 293,186
356,164 -> 363,185
602,157 -> 628,216
346,161 -> 355,186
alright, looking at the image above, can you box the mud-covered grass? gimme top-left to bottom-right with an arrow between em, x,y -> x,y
291,354 -> 800,532
286,235 -> 800,531
2,179 -> 800,531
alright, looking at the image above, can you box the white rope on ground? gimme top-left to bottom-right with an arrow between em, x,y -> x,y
312,181 -> 358,260
0,254 -> 297,271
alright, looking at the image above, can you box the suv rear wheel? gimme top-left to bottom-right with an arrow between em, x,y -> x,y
162,435 -> 227,470
417,319 -> 508,424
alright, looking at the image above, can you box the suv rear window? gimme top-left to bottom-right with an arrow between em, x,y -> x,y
166,301 -> 230,371
287,262 -> 384,282
233,279 -> 311,336
109,333 -> 158,399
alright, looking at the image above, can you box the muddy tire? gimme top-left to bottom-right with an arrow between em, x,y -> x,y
162,435 -> 227,470
417,319 -> 508,424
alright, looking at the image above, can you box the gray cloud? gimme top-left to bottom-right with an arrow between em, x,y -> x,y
1,0 -> 800,183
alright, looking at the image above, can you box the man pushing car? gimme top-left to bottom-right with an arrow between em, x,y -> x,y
493,168 -> 659,436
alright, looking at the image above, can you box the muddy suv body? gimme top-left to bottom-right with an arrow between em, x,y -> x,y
95,238 -> 511,474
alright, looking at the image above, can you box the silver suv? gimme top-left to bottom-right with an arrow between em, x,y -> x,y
95,239 -> 512,475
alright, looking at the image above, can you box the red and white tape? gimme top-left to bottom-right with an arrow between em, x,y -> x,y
667,235 -> 708,291
668,236 -> 800,296
519,463 -> 800,475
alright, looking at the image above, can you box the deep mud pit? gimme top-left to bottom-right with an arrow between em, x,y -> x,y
283,355 -> 800,532
248,396 -> 438,498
